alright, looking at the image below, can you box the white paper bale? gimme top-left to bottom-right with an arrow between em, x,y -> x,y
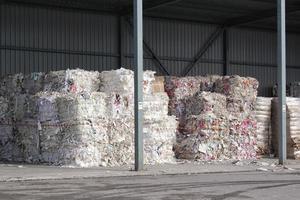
255,97 -> 272,156
43,69 -> 100,94
272,97 -> 300,159
39,119 -> 109,167
144,117 -> 177,164
100,68 -> 155,94
143,92 -> 169,121
105,93 -> 134,119
105,118 -> 134,166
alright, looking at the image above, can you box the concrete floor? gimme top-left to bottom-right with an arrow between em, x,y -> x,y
0,171 -> 300,200
0,158 -> 300,181
1,159 -> 300,199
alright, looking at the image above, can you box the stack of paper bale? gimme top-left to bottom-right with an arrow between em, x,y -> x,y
0,96 -> 14,161
255,97 -> 272,156
290,82 -> 300,97
39,69 -> 105,166
0,68 -> 177,167
215,76 -> 258,159
174,92 -> 231,160
164,76 -> 220,129
100,68 -> 177,166
36,92 -> 109,167
11,69 -> 106,166
166,75 -> 259,160
0,73 -> 26,162
272,97 -> 300,159
43,69 -> 100,94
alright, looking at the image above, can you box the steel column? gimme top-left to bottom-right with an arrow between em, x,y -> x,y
133,0 -> 144,171
277,0 -> 286,165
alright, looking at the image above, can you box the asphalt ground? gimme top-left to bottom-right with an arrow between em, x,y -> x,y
0,171 -> 300,200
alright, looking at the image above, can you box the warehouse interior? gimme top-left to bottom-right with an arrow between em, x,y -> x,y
0,0 -> 299,169
0,0 -> 300,96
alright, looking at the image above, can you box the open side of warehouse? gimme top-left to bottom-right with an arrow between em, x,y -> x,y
0,0 -> 300,170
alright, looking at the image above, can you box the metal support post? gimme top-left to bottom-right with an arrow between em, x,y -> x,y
133,0 -> 144,171
277,0 -> 287,165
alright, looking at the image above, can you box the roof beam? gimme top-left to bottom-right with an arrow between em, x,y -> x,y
120,0 -> 182,16
226,5 -> 300,27
144,0 -> 183,12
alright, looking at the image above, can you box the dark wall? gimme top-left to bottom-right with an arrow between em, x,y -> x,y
1,3 -> 300,96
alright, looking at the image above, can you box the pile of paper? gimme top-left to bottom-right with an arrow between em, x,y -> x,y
166,75 -> 259,161
0,68 -> 177,167
99,69 -> 177,166
216,76 -> 258,160
165,76 -> 220,127
174,92 -> 229,159
215,76 -> 258,100
44,69 -> 100,94
0,96 -> 14,161
272,97 -> 300,159
255,97 -> 272,156
0,73 -> 24,97
100,68 -> 155,94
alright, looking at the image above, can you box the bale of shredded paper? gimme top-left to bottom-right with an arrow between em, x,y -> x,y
272,98 -> 300,159
99,69 -> 176,166
99,68 -> 155,94
215,75 -> 259,101
166,75 -> 258,161
227,116 -> 257,159
106,117 -> 177,166
174,113 -> 230,160
37,92 -> 108,166
144,117 -> 177,164
39,119 -> 109,167
13,94 -> 40,163
165,75 -> 222,125
164,76 -> 205,126
255,97 -> 272,156
186,91 -> 227,116
105,93 -> 134,119
0,68 -> 177,167
143,93 -> 169,121
0,96 -> 14,161
43,69 -> 100,94
0,74 -> 24,97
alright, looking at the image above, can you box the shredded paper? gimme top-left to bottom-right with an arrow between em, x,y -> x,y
272,97 -> 300,159
0,68 -> 177,167
166,75 -> 259,160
